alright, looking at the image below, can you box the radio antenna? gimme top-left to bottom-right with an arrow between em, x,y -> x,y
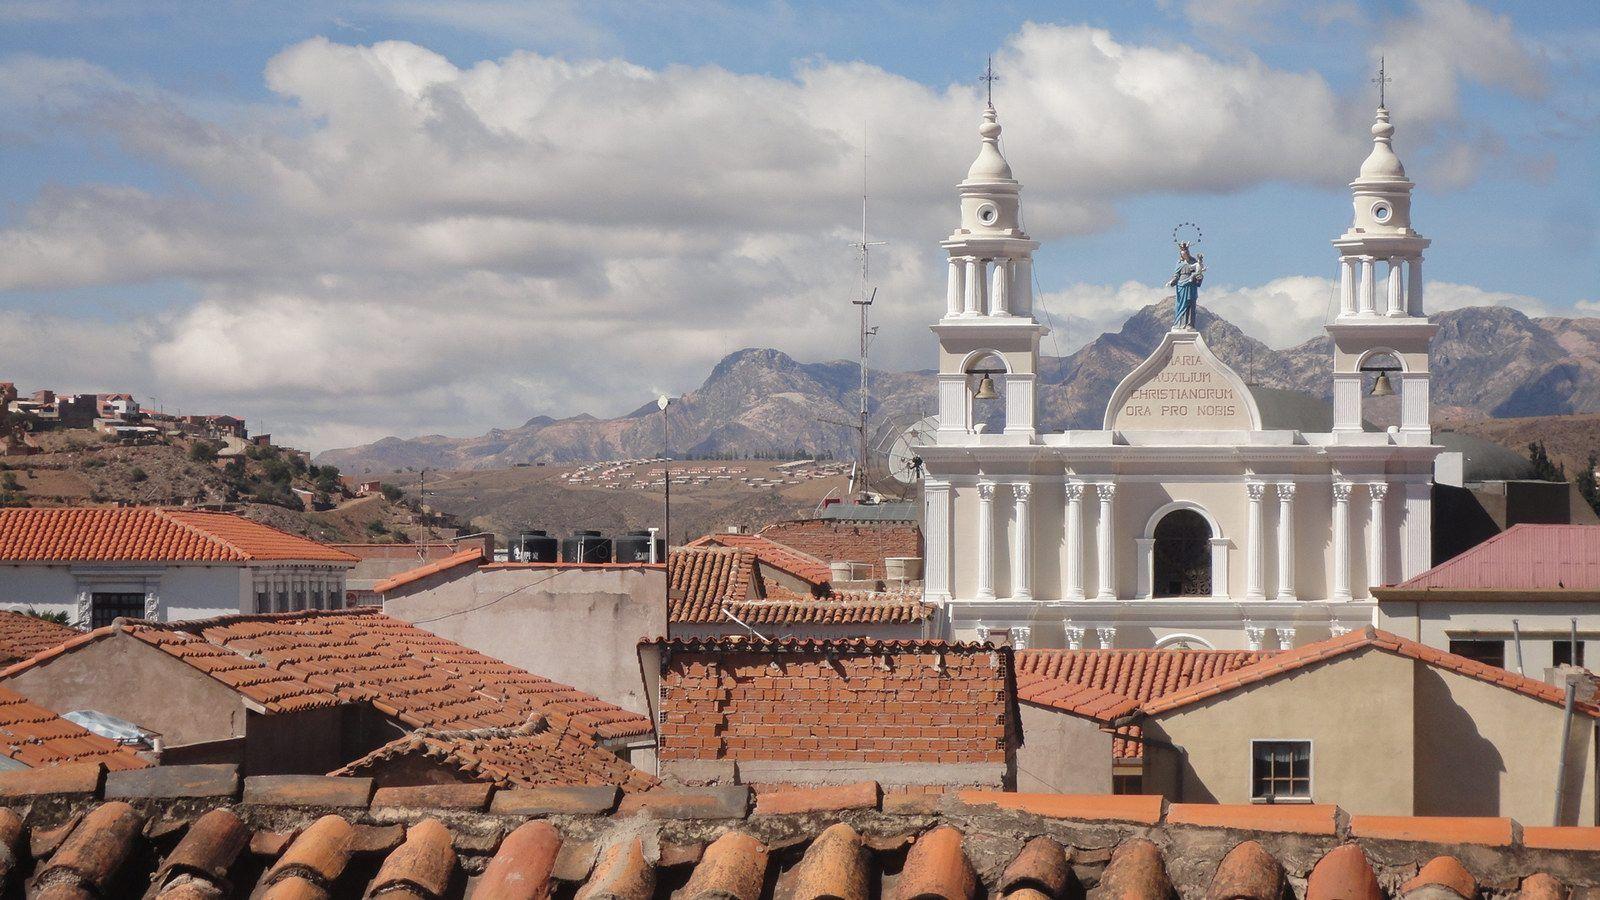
849,144 -> 885,496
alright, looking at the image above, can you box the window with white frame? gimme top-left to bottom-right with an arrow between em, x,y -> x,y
1251,740 -> 1311,802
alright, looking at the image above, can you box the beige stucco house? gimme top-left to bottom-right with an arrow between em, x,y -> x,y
1134,627 -> 1598,824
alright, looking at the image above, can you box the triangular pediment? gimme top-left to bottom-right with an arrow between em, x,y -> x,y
1104,330 -> 1262,431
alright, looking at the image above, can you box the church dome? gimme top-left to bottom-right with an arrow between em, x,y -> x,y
1246,386 -> 1335,433
1434,432 -> 1537,482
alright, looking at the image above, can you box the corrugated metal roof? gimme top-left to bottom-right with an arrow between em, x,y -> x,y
1391,524 -> 1600,592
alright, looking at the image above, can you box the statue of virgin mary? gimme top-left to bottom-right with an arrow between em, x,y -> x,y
1165,242 -> 1205,330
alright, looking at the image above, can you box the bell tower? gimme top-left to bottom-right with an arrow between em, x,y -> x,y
932,100 -> 1046,440
1326,90 -> 1436,441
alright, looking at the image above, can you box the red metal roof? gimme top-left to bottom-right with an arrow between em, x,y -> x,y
1385,524 -> 1600,594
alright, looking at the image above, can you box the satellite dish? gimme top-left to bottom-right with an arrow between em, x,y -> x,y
882,415 -> 938,485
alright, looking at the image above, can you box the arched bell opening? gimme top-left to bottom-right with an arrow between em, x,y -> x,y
963,350 -> 1009,434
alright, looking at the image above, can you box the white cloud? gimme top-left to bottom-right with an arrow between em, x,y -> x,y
0,10 -> 1560,450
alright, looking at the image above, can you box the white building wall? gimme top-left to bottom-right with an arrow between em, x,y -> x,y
0,562 -> 347,625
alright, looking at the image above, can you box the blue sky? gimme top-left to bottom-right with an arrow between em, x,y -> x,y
1,1 -> 1596,449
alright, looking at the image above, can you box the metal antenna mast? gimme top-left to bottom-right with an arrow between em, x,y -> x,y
1372,55 -> 1392,107
849,150 -> 885,497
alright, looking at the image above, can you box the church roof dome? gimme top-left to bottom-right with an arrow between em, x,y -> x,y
1434,432 -> 1537,482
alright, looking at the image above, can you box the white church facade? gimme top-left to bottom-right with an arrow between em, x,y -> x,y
916,100 -> 1441,652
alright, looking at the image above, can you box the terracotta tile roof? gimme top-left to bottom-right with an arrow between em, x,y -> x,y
1014,648 -> 1273,759
332,716 -> 659,793
668,546 -> 759,622
371,548 -> 484,594
645,637 -> 1016,778
0,769 -> 1592,898
714,589 -> 937,626
0,624 -> 343,715
686,533 -> 833,585
0,508 -> 357,564
176,608 -> 653,740
668,548 -> 935,626
1382,524 -> 1600,594
0,611 -> 78,666
757,518 -> 922,579
0,683 -> 150,771
1141,627 -> 1600,716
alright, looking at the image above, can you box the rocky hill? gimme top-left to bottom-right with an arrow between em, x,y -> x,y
319,304 -> 1600,473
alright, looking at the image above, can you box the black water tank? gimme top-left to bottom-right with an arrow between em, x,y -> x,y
614,530 -> 666,563
517,529 -> 558,562
561,530 -> 613,563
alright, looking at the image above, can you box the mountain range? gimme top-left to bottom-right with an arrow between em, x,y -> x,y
317,303 -> 1600,474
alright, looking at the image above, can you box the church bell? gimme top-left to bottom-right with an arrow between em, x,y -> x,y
1369,370 -> 1395,397
973,373 -> 1000,400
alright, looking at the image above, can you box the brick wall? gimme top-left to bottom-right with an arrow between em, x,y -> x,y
658,647 -> 1010,770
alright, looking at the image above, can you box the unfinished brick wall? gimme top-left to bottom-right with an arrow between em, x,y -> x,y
657,644 -> 1011,769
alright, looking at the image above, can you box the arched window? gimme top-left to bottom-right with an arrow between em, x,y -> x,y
1153,509 -> 1213,597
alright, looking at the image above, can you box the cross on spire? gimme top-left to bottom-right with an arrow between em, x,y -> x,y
1372,56 -> 1393,108
980,56 -> 1000,108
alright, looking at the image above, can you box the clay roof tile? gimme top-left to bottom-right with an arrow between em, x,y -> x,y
1518,873 -> 1567,900
576,838 -> 655,900
266,815 -> 356,889
30,800 -> 143,897
1402,856 -> 1478,899
1205,840 -> 1285,900
894,827 -> 974,900
999,837 -> 1070,898
788,823 -> 869,900
368,817 -> 456,898
1306,845 -> 1382,900
1098,838 -> 1173,900
153,808 -> 249,892
476,820 -> 562,900
683,832 -> 770,900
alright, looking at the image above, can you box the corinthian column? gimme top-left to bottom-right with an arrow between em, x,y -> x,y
976,482 -> 997,600
1064,481 -> 1086,600
1332,482 -> 1353,601
1245,481 -> 1267,601
1011,482 -> 1033,600
1275,482 -> 1297,601
1095,482 -> 1117,601
1368,482 -> 1389,592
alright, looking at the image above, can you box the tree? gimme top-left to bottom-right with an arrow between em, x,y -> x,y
380,483 -> 404,503
1528,441 -> 1566,482
128,467 -> 147,483
188,441 -> 219,463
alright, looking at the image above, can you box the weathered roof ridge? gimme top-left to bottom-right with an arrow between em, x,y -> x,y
0,765 -> 1595,899
642,635 -> 1000,652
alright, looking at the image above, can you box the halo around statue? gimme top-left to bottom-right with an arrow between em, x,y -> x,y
1172,222 -> 1203,248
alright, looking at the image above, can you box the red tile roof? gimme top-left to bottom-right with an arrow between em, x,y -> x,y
1014,648 -> 1273,758
333,717 -> 659,793
1141,627 -> 1600,716
0,508 -> 357,564
1381,524 -> 1600,595
686,533 -> 833,585
668,548 -> 934,626
178,609 -> 653,740
1,624 -> 343,715
756,519 -> 922,580
0,683 -> 150,771
371,548 -> 484,594
0,611 -> 78,666
646,637 -> 1015,776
